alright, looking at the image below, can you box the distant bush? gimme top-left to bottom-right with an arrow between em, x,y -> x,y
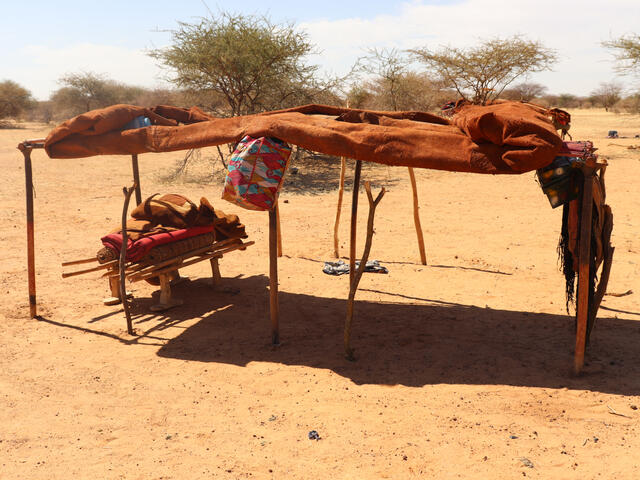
614,93 -> 640,113
0,80 -> 35,120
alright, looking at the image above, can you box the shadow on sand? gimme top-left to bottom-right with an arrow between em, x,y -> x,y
40,274 -> 640,394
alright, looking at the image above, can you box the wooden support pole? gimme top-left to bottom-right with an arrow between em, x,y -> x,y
210,257 -> 222,286
131,154 -> 142,206
574,169 -> 594,374
333,157 -> 346,258
21,145 -> 37,318
275,200 -> 283,257
344,182 -> 385,360
148,272 -> 184,312
158,273 -> 172,305
104,265 -> 122,306
269,208 -> 280,345
349,160 -> 363,287
408,167 -> 427,265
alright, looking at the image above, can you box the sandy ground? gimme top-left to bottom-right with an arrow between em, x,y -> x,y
1,109 -> 639,479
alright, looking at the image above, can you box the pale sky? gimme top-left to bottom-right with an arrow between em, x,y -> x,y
1,0 -> 638,100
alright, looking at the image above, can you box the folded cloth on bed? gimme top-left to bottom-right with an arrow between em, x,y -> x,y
101,225 -> 214,263
131,193 -> 200,228
102,194 -> 248,262
110,194 -> 247,242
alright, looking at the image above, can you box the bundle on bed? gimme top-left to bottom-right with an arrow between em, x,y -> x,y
97,194 -> 247,264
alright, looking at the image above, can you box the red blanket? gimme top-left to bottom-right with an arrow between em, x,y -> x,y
101,225 -> 214,262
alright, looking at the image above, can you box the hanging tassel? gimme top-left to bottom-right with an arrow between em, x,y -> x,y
558,201 -> 576,313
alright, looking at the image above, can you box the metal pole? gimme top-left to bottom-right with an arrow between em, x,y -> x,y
21,145 -> 37,318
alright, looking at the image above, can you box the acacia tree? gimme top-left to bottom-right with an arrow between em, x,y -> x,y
53,72 -> 119,114
149,12 -> 337,116
591,82 -> 623,111
51,72 -> 145,117
0,80 -> 34,119
603,34 -> 640,75
410,36 -> 558,105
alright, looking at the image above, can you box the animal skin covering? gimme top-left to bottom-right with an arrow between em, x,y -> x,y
44,101 -> 564,175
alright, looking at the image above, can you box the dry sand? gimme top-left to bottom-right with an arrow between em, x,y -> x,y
1,109 -> 639,479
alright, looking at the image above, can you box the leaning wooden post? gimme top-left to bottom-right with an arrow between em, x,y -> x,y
19,144 -> 37,318
120,184 -> 137,335
574,168 -> 595,374
269,207 -> 280,345
333,157 -> 346,258
275,200 -> 283,257
349,160 -> 363,286
131,154 -> 142,206
344,182 -> 385,360
408,167 -> 427,265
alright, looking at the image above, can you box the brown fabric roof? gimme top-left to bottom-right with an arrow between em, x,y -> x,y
44,101 -> 563,175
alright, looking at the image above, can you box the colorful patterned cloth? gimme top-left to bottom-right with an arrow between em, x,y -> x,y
222,136 -> 292,211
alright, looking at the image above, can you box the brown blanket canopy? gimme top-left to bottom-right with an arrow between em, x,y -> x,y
44,101 -> 564,175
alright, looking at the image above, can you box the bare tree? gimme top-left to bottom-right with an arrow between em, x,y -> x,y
410,36 -> 558,105
591,82 -> 623,111
502,82 -> 548,102
354,48 -> 443,111
603,34 -> 640,75
51,72 -> 149,118
356,48 -> 411,111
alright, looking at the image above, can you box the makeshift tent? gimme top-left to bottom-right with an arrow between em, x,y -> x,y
18,100 -> 612,373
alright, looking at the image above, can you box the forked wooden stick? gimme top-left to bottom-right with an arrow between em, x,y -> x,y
120,184 -> 137,335
344,181 -> 385,360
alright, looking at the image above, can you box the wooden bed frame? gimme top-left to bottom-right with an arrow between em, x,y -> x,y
61,237 -> 254,312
